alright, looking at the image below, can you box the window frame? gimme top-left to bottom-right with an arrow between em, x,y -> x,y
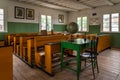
102,13 -> 120,33
0,8 -> 7,33
77,16 -> 88,32
40,14 -> 52,32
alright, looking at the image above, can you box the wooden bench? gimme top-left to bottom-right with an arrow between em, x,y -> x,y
14,34 -> 63,66
6,34 -> 16,45
19,36 -> 35,59
25,34 -> 71,66
44,42 -> 60,75
13,36 -> 21,54
0,46 -> 13,80
13,33 -> 40,55
0,40 -> 5,47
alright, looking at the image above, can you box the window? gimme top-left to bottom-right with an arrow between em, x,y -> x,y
47,16 -> 52,31
0,8 -> 5,32
111,13 -> 119,32
77,16 -> 88,32
41,15 -> 46,30
103,14 -> 110,32
41,15 -> 52,31
102,13 -> 119,32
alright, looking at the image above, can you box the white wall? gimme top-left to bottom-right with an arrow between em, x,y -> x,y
0,0 -> 68,24
68,4 -> 120,25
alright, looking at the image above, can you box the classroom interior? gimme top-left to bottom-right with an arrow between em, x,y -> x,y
0,0 -> 120,80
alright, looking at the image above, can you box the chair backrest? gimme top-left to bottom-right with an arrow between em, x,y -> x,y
89,36 -> 98,55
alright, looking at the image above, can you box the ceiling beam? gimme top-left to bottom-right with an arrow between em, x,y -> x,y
35,0 -> 80,10
105,0 -> 114,5
78,2 -> 93,9
40,0 -> 93,10
28,0 -> 79,11
77,0 -> 94,9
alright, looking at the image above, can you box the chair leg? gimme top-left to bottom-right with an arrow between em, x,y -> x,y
93,57 -> 96,68
84,59 -> 86,67
91,57 -> 95,79
96,57 -> 99,73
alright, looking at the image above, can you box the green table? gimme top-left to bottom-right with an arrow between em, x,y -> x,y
60,38 -> 90,80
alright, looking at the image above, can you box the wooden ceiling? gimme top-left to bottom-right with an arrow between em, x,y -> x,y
10,0 -> 120,11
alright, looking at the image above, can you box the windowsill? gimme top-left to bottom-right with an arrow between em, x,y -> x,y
0,31 -> 8,33
78,31 -> 89,33
101,31 -> 120,33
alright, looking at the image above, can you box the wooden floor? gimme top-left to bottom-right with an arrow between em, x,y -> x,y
13,49 -> 120,80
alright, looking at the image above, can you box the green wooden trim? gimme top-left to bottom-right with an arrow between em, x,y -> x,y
8,22 -> 39,33
53,24 -> 67,32
0,23 -> 120,48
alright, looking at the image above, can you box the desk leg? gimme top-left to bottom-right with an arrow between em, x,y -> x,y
76,50 -> 81,80
60,47 -> 64,71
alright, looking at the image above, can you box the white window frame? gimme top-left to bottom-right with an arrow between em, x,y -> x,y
77,16 -> 88,32
0,8 -> 7,32
40,14 -> 52,31
102,13 -> 119,33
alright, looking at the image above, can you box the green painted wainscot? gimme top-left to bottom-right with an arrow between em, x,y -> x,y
0,22 -> 67,40
53,24 -> 67,32
0,22 -> 120,48
7,22 -> 39,33
88,25 -> 120,48
0,22 -> 39,40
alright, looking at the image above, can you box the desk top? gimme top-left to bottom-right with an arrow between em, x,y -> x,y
62,38 -> 90,45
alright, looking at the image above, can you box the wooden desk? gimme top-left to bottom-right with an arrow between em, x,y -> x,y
97,35 -> 110,52
60,39 -> 90,80
0,46 -> 13,80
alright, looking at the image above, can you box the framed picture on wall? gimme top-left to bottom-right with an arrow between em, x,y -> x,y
15,6 -> 25,19
26,8 -> 34,20
58,14 -> 64,23
90,17 -> 99,25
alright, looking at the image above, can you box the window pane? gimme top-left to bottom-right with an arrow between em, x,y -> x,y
82,17 -> 87,31
0,20 -> 3,25
111,13 -> 119,32
41,15 -> 46,30
0,9 -> 3,14
0,14 -> 3,20
103,14 -> 110,32
0,21 -> 4,31
47,16 -> 52,31
77,17 -> 82,31
0,8 -> 4,32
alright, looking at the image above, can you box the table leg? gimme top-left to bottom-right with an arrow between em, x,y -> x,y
76,50 -> 81,80
60,47 -> 64,71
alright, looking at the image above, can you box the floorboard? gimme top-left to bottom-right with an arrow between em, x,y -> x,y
13,49 -> 120,80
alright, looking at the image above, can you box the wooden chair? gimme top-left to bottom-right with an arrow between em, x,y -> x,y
81,36 -> 99,79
